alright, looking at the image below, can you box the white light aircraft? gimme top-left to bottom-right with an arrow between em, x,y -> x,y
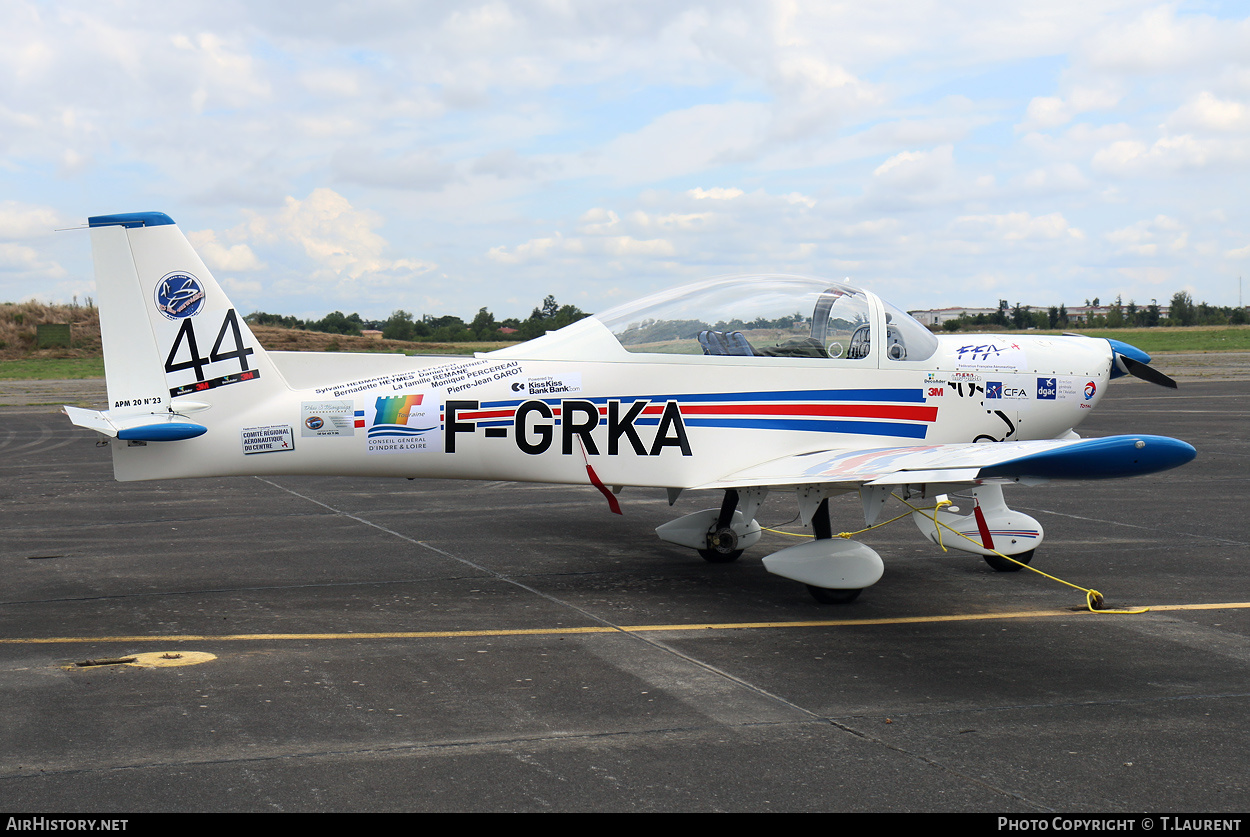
66,212 -> 1196,603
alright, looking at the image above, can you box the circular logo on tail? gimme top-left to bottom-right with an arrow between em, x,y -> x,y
155,272 -> 205,320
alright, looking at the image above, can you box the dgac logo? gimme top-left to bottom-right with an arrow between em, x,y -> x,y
155,272 -> 205,320
445,398 -> 692,457
1036,377 -> 1057,400
1084,381 -> 1097,400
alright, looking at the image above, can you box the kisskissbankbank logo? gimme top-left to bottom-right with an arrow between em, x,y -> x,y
155,272 -> 205,320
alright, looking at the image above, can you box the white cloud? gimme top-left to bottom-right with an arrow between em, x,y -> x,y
188,229 -> 263,272
954,212 -> 1085,242
1092,134 -> 1220,174
0,242 -> 65,278
1019,86 -> 1121,131
1105,215 -> 1189,256
0,201 -> 68,239
872,145 -> 955,189
1167,91 -> 1250,133
688,187 -> 743,200
239,189 -> 435,304
1083,6 -> 1250,74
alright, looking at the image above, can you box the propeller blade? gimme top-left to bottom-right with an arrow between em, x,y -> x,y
1122,356 -> 1178,389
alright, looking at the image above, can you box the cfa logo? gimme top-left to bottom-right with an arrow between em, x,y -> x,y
987,382 -> 1028,399
1036,378 -> 1057,400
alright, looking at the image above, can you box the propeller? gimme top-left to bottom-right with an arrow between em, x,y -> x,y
1106,338 -> 1179,389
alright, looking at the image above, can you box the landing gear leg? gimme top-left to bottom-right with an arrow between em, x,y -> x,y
804,497 -> 863,604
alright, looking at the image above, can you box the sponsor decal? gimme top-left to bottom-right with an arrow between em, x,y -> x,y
301,400 -> 357,437
241,424 -> 294,454
1084,380 -> 1097,400
315,359 -> 523,399
155,273 -> 206,320
1054,377 -> 1083,401
521,373 -> 582,396
954,342 -> 1027,372
1036,377 -> 1057,400
986,381 -> 1029,400
368,392 -> 440,453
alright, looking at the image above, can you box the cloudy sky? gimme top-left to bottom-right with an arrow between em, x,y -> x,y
4,1 -> 1249,322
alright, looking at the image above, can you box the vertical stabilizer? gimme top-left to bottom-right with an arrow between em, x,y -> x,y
67,212 -> 290,479
85,212 -> 286,417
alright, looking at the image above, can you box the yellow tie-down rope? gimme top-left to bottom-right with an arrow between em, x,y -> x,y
762,494 -> 1146,614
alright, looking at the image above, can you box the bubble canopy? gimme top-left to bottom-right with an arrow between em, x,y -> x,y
595,274 -> 937,362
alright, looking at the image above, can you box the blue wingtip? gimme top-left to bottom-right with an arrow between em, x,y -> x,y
980,435 -> 1196,480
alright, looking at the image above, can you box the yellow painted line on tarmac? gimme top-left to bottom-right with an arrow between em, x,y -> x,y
5,601 -> 1250,646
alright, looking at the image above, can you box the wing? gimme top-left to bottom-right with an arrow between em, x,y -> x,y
695,434 -> 1196,490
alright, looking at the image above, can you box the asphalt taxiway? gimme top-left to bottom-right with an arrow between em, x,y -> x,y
0,378 -> 1247,812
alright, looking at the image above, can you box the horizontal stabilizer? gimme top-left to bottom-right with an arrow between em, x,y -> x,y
63,406 -> 207,442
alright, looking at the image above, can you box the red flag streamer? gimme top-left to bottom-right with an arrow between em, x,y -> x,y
972,502 -> 995,550
585,462 -> 623,515
576,437 -> 622,515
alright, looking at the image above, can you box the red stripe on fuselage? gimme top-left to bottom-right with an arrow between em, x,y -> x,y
679,403 -> 938,422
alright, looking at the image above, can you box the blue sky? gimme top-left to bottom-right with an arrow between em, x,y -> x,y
4,1 -> 1250,321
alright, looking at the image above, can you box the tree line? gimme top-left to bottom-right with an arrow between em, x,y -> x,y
245,294 -> 590,343
942,291 -> 1248,332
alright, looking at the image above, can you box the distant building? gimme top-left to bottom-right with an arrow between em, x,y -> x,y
908,307 -> 997,326
910,303 -> 1172,326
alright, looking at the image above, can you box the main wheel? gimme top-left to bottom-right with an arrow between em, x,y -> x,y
983,549 -> 1035,572
699,526 -> 743,563
806,585 -> 862,604
698,547 -> 743,563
